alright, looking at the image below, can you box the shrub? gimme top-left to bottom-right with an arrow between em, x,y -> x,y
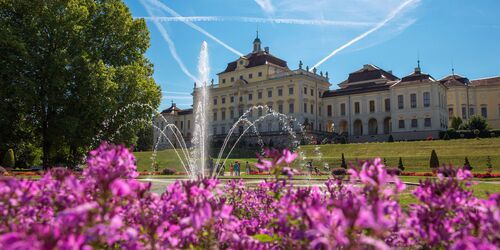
486,156 -> 493,174
463,157 -> 472,171
451,116 -> 463,130
331,167 -> 347,176
398,157 -> 405,171
339,136 -> 347,144
2,149 -> 15,168
388,134 -> 394,142
161,168 -> 176,175
430,149 -> 439,169
467,115 -> 489,132
340,153 -> 347,169
386,167 -> 401,176
443,132 -> 450,140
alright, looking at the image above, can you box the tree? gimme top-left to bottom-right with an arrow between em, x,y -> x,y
2,149 -> 15,168
0,0 -> 161,168
463,157 -> 472,171
467,115 -> 488,132
486,156 -> 493,174
398,157 -> 405,171
451,117 -> 463,130
430,150 -> 440,169
340,153 -> 347,169
135,124 -> 154,152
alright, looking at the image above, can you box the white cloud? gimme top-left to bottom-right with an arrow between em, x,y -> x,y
254,0 -> 275,14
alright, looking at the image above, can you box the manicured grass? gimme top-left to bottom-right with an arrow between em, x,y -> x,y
134,138 -> 500,173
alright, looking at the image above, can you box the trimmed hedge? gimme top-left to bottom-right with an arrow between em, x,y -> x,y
439,129 -> 500,139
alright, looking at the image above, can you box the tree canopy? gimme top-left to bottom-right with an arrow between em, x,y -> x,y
0,0 -> 161,168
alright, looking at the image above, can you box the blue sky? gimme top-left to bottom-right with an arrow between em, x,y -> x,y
124,0 -> 500,111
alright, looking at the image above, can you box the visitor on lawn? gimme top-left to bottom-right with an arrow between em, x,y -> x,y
246,161 -> 250,175
230,162 -> 234,176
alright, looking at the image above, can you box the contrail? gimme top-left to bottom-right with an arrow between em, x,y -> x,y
254,0 -> 275,14
139,0 -> 198,83
146,0 -> 244,57
137,16 -> 375,27
312,0 -> 419,69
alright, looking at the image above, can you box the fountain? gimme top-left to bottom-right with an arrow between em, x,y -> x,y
96,41 -> 314,180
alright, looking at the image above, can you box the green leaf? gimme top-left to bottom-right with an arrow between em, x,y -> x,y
252,234 -> 275,243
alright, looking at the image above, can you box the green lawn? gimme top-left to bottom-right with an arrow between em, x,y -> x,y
134,138 -> 500,173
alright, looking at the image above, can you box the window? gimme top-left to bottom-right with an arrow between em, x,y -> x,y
289,87 -> 294,95
249,73 -> 253,79
319,106 -> 321,116
222,97 -> 226,104
258,92 -> 262,99
278,104 -> 283,113
481,105 -> 488,118
239,96 -> 243,102
398,120 -> 405,129
354,102 -> 360,114
310,104 -> 314,114
213,112 -> 217,121
310,89 -> 314,96
278,89 -> 283,96
187,120 -> 191,129
469,106 -> 475,116
369,100 -> 375,113
230,110 -> 234,119
304,87 -> 307,94
258,72 -> 262,77
411,119 -> 418,128
304,103 -> 307,113
448,107 -> 454,117
222,79 -> 226,84
221,126 -> 225,134
239,75 -> 243,80
248,93 -> 253,101
462,106 -> 467,119
268,90 -> 272,98
258,109 -> 262,116
340,103 -> 346,116
230,96 -> 234,103
411,94 -> 417,108
327,105 -> 332,117
221,111 -> 226,120
385,98 -> 391,111
423,92 -> 430,107
213,98 -> 217,105
318,90 -> 322,97
289,103 -> 294,113
180,121 -> 184,130
230,77 -> 234,82
424,118 -> 431,127
213,127 -> 217,135
398,95 -> 404,109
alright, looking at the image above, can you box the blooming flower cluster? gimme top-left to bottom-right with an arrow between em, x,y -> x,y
0,143 -> 498,249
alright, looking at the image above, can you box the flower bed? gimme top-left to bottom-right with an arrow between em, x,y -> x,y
0,143 -> 498,249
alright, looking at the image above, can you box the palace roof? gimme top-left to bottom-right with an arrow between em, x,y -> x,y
220,51 -> 288,74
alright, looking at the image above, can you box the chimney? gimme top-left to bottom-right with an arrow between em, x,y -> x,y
264,47 -> 269,53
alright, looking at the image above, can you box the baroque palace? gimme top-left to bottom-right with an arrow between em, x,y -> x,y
154,35 -> 500,148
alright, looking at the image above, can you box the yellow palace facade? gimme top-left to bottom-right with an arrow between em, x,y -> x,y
154,35 -> 500,148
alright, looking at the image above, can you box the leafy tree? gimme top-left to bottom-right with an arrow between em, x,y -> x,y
430,150 -> 439,169
340,153 -> 347,169
451,117 -> 463,130
2,149 -> 15,168
467,115 -> 488,132
135,124 -> 154,152
0,0 -> 161,168
463,157 -> 472,171
398,157 -> 405,171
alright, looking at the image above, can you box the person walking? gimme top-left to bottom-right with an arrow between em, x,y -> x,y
234,161 -> 240,176
246,161 -> 251,175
